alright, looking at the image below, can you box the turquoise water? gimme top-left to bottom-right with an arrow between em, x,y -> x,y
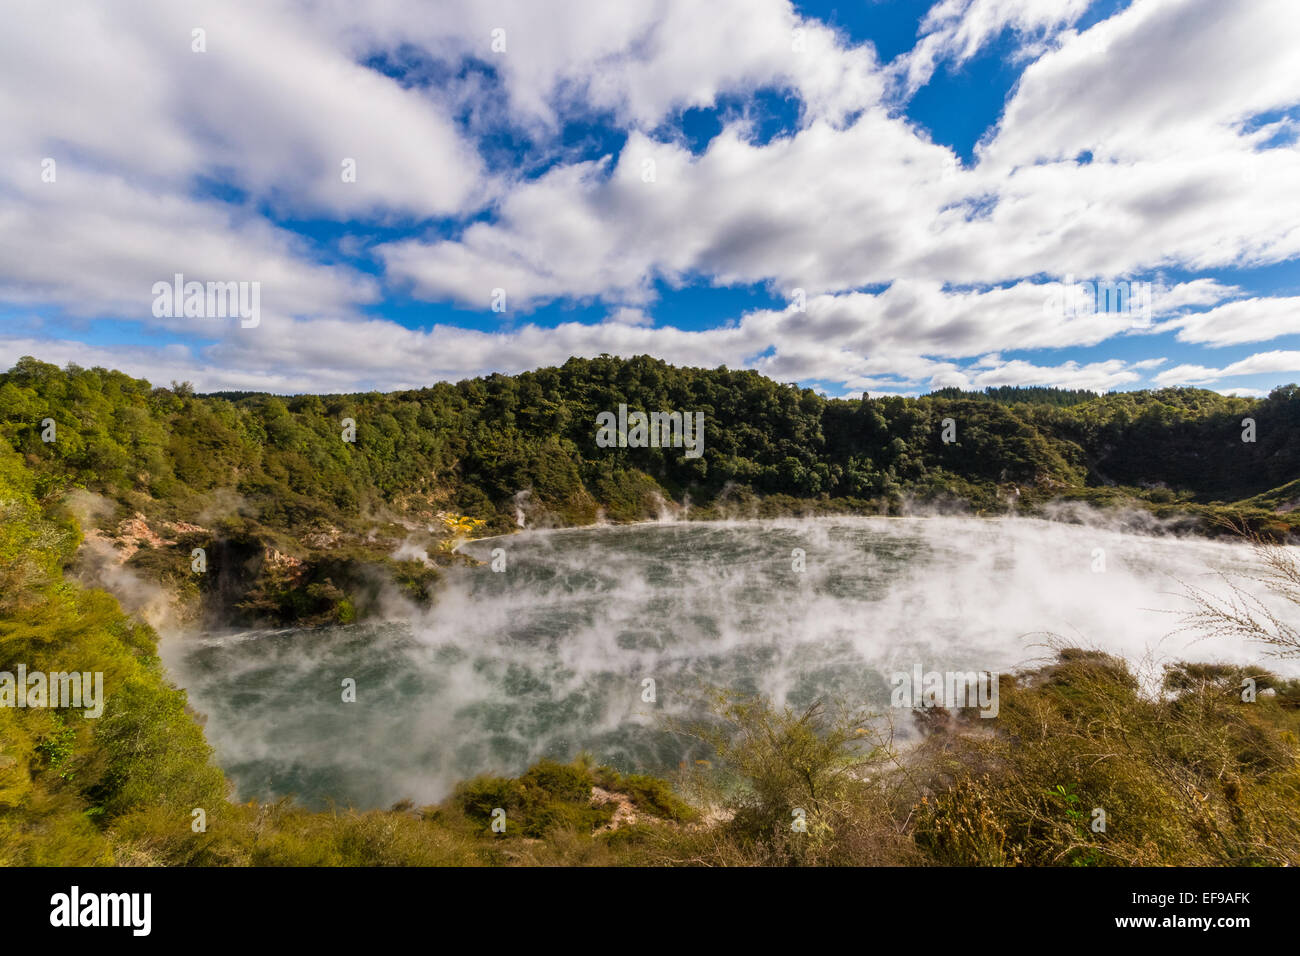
164,516 -> 1287,809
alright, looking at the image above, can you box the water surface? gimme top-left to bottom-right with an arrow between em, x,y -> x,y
164,516 -> 1295,809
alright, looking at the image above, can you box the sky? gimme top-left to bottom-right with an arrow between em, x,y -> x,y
1,0 -> 1298,398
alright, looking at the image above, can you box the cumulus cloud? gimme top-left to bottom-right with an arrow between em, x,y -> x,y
1153,350 -> 1300,387
1,277 -> 1220,395
0,169 -> 379,323
1,0 -> 486,219
0,0 -> 1298,397
895,0 -> 1093,95
1156,297 -> 1300,347
376,0 -> 1300,312
313,0 -> 882,129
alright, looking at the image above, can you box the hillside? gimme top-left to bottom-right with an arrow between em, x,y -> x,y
1,355 -> 1298,625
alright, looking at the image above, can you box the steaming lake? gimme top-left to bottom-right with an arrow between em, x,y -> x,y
163,516 -> 1299,809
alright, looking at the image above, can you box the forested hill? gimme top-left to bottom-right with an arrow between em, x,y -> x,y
1,354 -> 1297,622
926,385 -> 1109,406
2,353 -> 1298,528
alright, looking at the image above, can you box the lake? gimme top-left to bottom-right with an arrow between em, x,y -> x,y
162,516 -> 1297,809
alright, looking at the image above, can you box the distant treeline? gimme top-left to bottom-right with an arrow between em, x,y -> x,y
926,384 -> 1109,407
1,354 -> 1297,537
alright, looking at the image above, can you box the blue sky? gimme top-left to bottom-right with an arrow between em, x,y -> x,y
1,0 -> 1297,396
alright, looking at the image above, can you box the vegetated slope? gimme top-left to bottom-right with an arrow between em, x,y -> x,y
1,355 -> 1297,625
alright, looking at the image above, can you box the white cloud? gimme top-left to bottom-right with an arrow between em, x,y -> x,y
0,0 -> 1298,398
0,169 -> 378,323
965,357 -> 1144,391
1,0 -> 486,221
896,0 -> 1092,95
375,0 -> 1300,314
319,0 -> 882,129
980,0 -> 1300,168
1153,350 -> 1300,386
606,307 -> 654,327
1156,297 -> 1300,347
0,278 -> 1201,396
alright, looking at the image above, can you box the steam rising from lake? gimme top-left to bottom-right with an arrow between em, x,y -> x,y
163,516 -> 1299,810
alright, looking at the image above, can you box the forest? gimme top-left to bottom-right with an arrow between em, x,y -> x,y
1,354 -> 1295,625
2,354 -> 1296,529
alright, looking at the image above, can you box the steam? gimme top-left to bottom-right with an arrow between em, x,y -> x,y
162,515 -> 1299,810
390,535 -> 436,567
73,532 -> 182,634
58,490 -> 182,634
196,488 -> 260,525
61,488 -> 117,528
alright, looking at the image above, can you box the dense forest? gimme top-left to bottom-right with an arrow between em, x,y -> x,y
1,354 -> 1296,625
